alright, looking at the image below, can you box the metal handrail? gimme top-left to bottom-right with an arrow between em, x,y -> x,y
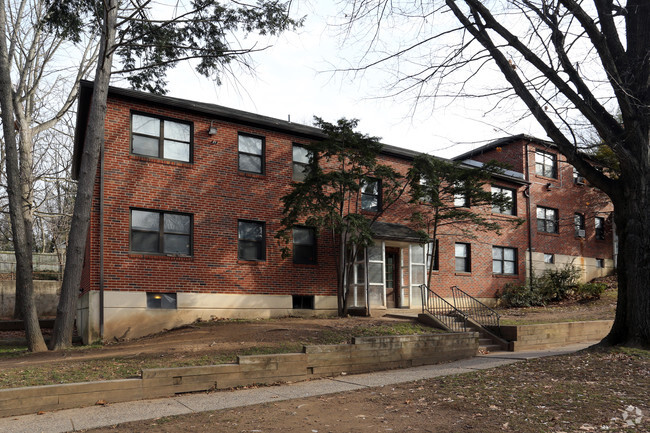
420,284 -> 468,332
450,285 -> 501,330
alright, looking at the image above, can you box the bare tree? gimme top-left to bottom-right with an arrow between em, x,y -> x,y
338,0 -> 649,346
0,0 -> 96,351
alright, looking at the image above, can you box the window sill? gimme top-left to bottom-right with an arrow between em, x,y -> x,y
128,253 -> 193,261
237,259 -> 266,265
454,272 -> 472,276
534,174 -> 558,182
293,263 -> 318,267
238,171 -> 266,179
493,273 -> 519,279
129,154 -> 193,167
537,231 -> 560,237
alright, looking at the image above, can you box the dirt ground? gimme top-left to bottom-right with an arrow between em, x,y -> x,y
0,316 -> 417,369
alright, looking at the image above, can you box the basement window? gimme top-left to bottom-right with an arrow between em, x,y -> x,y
292,295 -> 314,309
147,293 -> 177,309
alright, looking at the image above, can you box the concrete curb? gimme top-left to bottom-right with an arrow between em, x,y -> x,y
0,342 -> 594,433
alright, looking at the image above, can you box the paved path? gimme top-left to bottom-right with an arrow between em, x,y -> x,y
0,343 -> 593,433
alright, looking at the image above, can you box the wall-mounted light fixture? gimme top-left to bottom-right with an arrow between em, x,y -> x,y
208,121 -> 218,135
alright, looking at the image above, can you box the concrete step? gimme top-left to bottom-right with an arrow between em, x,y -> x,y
479,344 -> 505,353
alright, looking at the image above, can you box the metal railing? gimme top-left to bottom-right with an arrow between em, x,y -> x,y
451,285 -> 501,330
420,284 -> 468,332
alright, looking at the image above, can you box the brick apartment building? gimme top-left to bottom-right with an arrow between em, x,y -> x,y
72,81 -> 615,343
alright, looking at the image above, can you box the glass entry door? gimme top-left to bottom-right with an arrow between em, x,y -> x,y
385,247 -> 400,308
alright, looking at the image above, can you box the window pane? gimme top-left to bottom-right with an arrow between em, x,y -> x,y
238,241 -> 263,260
132,135 -> 159,157
454,194 -> 467,207
361,194 -> 378,212
411,244 -> 424,263
292,145 -> 309,163
131,210 -> 159,231
455,243 -> 467,258
493,261 -> 502,273
504,248 -> 515,261
293,227 -> 314,245
455,258 -> 467,272
504,261 -> 516,274
293,163 -> 309,181
238,135 -> 263,155
132,232 -> 159,253
164,140 -> 190,162
362,181 -> 378,195
355,263 -> 365,284
164,120 -> 190,142
294,245 -> 316,264
164,234 -> 190,255
537,207 -> 545,219
164,214 -> 190,234
412,264 -> 424,285
239,154 -> 262,173
239,221 -> 263,241
132,114 -> 160,136
368,263 -> 383,284
492,247 -> 503,260
368,245 -> 382,261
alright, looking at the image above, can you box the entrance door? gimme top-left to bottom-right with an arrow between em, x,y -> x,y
385,248 -> 400,308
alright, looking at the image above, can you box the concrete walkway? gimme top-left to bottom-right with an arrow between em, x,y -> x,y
0,343 -> 594,433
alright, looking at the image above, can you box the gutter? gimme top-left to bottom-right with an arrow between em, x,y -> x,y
524,141 -> 534,282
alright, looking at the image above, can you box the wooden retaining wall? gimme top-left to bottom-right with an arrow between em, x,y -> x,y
0,332 -> 477,418
500,320 -> 613,351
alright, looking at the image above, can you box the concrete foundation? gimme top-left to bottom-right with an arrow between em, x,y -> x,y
77,290 -> 338,344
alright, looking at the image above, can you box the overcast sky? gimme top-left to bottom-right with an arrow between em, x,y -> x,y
162,1 -> 549,159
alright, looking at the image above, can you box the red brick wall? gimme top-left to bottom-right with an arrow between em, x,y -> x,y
82,97 -> 614,303
84,95 -> 337,298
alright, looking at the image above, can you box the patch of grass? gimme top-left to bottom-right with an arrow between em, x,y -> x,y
0,320 -> 437,389
0,346 -> 28,357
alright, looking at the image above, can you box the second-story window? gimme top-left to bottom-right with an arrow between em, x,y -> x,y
575,213 -> 585,237
292,144 -> 311,181
453,182 -> 469,207
491,185 -> 516,215
537,206 -> 558,233
238,133 -> 265,174
131,113 -> 192,162
595,216 -> 605,240
361,179 -> 381,212
535,150 -> 557,178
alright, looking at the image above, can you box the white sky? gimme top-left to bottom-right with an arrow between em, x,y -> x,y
162,1 -> 549,159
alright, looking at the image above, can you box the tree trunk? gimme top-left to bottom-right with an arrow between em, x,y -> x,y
13,115 -> 35,319
604,170 -> 650,347
50,1 -> 118,350
0,0 -> 47,352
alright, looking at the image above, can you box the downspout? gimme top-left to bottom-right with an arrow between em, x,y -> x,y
99,144 -> 105,339
524,142 -> 534,282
